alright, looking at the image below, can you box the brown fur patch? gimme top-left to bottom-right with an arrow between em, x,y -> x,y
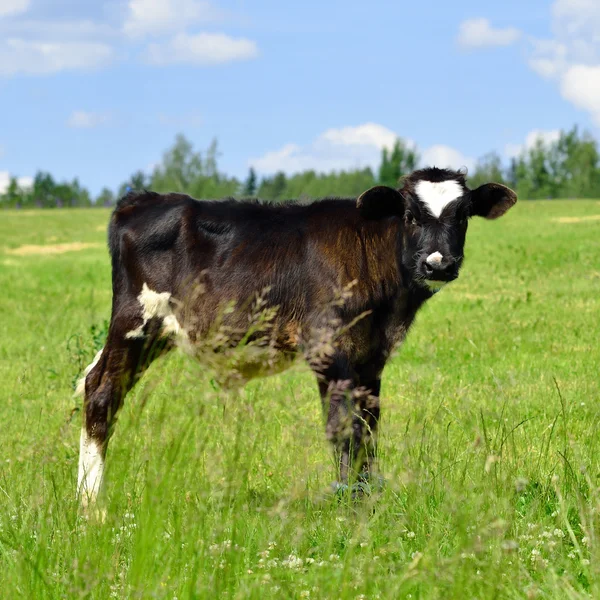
552,215 -> 600,224
5,242 -> 102,256
282,321 -> 300,348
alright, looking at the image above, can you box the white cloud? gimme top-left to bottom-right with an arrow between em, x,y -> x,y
560,64 -> 600,125
457,18 -> 521,49
250,123 -> 472,175
505,129 -> 562,158
421,145 -> 475,171
251,144 -> 313,173
551,0 -> 600,40
250,124 -> 400,174
0,39 -> 114,76
145,32 -> 258,66
1,19 -> 117,42
0,0 -> 29,18
67,111 -> 111,129
0,171 -> 33,194
124,0 -> 221,37
528,40 -> 568,80
526,1 -> 600,125
319,122 -> 398,150
251,141 -> 389,174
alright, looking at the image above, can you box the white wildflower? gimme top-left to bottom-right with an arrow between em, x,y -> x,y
282,554 -> 303,570
501,540 -> 518,552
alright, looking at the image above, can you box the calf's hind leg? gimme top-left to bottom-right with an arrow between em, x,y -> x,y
76,311 -> 170,508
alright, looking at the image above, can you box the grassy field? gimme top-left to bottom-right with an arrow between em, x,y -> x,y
1,200 -> 599,599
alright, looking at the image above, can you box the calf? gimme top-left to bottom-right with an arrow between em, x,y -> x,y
76,167 -> 516,506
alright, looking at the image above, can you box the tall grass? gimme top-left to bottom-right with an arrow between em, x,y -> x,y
0,201 -> 599,598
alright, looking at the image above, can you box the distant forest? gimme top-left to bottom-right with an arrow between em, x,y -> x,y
2,126 -> 600,208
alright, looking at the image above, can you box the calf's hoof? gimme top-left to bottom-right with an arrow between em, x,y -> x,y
331,476 -> 384,501
357,472 -> 386,492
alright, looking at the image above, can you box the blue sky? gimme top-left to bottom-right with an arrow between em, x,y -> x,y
1,0 -> 600,196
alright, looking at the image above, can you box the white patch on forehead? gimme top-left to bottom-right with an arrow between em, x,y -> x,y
78,428 -> 104,508
426,251 -> 443,266
415,179 -> 463,218
125,283 -> 192,351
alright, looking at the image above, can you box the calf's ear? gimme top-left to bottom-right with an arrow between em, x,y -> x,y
357,186 -> 404,219
470,183 -> 517,219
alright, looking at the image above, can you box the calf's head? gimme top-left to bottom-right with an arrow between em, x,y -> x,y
357,167 -> 517,291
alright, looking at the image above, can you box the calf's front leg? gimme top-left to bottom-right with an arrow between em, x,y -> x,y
314,353 -> 368,487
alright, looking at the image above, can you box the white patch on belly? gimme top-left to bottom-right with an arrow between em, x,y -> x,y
415,180 -> 463,218
125,283 -> 191,350
74,347 -> 104,398
77,428 -> 104,508
426,251 -> 443,266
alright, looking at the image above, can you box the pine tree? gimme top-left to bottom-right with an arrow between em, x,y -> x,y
243,168 -> 257,197
378,139 -> 419,187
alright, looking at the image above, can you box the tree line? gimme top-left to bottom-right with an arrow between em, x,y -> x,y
2,126 -> 599,209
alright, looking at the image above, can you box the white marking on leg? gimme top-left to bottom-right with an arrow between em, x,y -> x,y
78,428 -> 105,507
74,347 -> 104,397
415,180 -> 463,218
426,251 -> 443,266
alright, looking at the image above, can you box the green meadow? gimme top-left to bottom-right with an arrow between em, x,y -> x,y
0,200 -> 599,599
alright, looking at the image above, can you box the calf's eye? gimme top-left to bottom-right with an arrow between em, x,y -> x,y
405,211 -> 419,227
